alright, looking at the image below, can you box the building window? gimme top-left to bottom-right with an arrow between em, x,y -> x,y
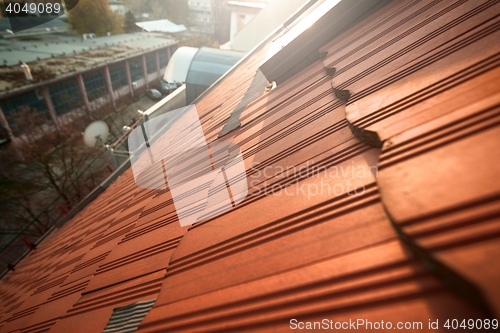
128,57 -> 144,82
0,91 -> 51,136
49,78 -> 83,116
237,14 -> 245,31
159,49 -> 168,69
109,62 -> 128,90
146,53 -> 157,74
83,69 -> 107,101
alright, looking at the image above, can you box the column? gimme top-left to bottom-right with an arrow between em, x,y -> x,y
156,50 -> 161,80
103,65 -> 116,110
42,86 -> 60,131
76,73 -> 91,115
125,59 -> 134,99
0,105 -> 15,141
142,54 -> 149,89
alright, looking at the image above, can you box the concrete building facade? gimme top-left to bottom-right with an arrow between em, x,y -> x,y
0,35 -> 178,141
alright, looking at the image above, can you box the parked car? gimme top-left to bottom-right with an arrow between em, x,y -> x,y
145,88 -> 162,100
160,80 -> 182,95
158,81 -> 171,95
166,80 -> 178,90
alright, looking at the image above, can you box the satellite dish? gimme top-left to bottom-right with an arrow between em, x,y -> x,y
83,121 -> 109,147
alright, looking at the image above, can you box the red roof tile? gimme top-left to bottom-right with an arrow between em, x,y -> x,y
1,0 -> 499,331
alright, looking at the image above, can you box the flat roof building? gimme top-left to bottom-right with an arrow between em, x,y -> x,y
0,32 -> 178,139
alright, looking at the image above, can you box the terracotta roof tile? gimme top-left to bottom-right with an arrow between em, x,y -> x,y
1,0 -> 499,331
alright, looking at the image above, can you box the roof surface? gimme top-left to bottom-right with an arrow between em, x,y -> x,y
135,20 -> 187,34
0,17 -> 69,35
163,46 -> 199,82
185,47 -> 244,103
1,0 -> 500,332
0,32 -> 175,67
0,32 -> 177,94
185,47 -> 244,87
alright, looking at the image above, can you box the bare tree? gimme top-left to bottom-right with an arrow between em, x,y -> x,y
0,108 -> 108,237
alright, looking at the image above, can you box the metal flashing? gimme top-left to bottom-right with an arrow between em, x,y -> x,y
259,0 -> 389,84
218,69 -> 269,137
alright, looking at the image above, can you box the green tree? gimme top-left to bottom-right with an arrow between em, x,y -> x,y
162,0 -> 190,25
124,10 -> 136,32
68,0 -> 124,36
